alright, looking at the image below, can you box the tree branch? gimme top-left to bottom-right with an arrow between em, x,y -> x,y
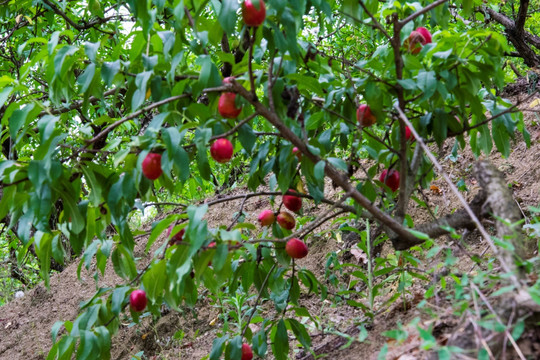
230,80 -> 423,247
515,0 -> 530,34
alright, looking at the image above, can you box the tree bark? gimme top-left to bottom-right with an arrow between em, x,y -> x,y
483,1 -> 540,68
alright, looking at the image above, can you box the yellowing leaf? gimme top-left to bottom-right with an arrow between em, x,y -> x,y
296,179 -> 306,194
529,98 -> 540,108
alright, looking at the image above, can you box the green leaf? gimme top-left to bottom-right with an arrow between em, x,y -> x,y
314,160 -> 325,181
195,55 -> 221,95
47,335 -> 75,360
416,70 -> 437,101
194,128 -> 212,180
225,335 -> 242,360
407,229 -> 430,240
84,41 -> 100,62
51,234 -> 65,265
287,318 -> 312,350
218,0 -> 239,35
94,326 -> 111,360
253,326 -> 268,357
72,304 -> 100,336
111,245 -> 137,280
34,231 -> 53,288
212,243 -> 229,271
77,330 -> 98,360
432,109 -> 448,146
54,45 -> 79,76
132,71 -> 153,111
142,260 -> 167,302
397,79 -> 417,91
271,319 -> 289,360
9,103 -> 37,146
111,286 -> 130,315
146,216 -> 177,252
238,123 -> 256,154
59,184 -> 85,235
327,157 -> 348,172
287,74 -> 324,96
101,60 -> 121,87
0,86 -> 13,109
157,31 -> 175,60
77,63 -> 96,94
51,321 -> 65,342
210,335 -> 228,360
492,119 -> 510,158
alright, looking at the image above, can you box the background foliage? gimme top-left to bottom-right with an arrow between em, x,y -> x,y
0,0 -> 539,358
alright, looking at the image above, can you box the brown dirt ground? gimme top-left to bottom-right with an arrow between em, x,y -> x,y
0,92 -> 539,360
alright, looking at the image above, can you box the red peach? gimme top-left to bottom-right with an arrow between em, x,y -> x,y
356,104 -> 376,127
142,153 -> 163,180
129,289 -> 147,312
285,238 -> 308,259
277,212 -> 295,230
283,190 -> 302,212
210,138 -> 234,163
379,169 -> 400,192
258,210 -> 275,226
242,0 -> 266,27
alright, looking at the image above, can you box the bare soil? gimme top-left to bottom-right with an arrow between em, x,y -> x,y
0,92 -> 539,360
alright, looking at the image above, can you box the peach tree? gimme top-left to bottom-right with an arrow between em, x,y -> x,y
0,0 -> 535,359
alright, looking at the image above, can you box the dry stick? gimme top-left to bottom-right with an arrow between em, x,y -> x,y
470,282 -> 527,360
502,302 -> 517,358
470,286 -> 496,359
231,80 -> 422,247
141,201 -> 188,208
393,104 -> 521,289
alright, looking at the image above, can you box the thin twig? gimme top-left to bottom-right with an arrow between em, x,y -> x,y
241,263 -> 277,337
357,0 -> 391,40
85,94 -> 191,145
470,282 -> 527,360
248,26 -> 256,96
399,0 -> 449,26
227,194 -> 249,231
